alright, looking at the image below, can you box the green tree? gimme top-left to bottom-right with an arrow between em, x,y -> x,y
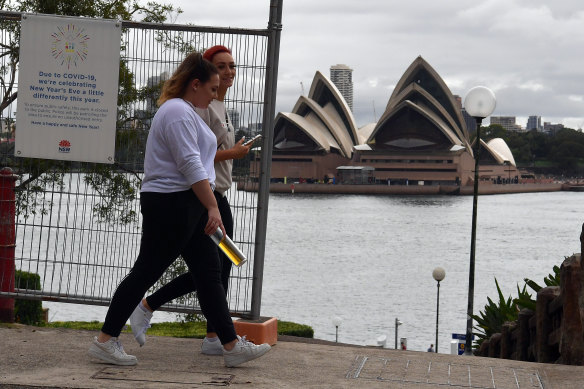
0,0 -> 181,222
482,124 -> 507,140
551,141 -> 584,172
481,124 -> 584,174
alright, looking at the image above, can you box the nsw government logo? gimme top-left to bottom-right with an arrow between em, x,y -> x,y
58,139 -> 71,153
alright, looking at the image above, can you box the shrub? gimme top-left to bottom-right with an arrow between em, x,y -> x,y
514,265 -> 561,311
474,265 -> 562,349
278,320 -> 314,338
471,278 -> 520,347
14,270 -> 43,325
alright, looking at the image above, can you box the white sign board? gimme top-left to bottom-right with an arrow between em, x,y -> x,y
15,14 -> 122,164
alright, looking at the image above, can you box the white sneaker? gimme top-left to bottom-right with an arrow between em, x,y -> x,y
129,304 -> 152,346
88,336 -> 137,366
201,337 -> 224,355
223,335 -> 271,367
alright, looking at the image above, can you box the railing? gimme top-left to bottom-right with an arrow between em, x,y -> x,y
0,1 -> 282,320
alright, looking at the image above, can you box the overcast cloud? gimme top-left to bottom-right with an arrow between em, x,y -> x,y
170,0 -> 584,129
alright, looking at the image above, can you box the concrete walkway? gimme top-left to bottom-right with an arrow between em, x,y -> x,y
1,324 -> 583,388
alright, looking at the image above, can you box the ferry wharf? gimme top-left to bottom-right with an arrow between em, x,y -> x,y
2,324 -> 584,388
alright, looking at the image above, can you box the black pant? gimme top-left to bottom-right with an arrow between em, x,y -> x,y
146,192 -> 233,334
101,190 -> 237,344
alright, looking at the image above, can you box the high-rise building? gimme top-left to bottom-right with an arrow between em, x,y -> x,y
145,72 -> 168,111
544,122 -> 564,135
462,108 -> 477,135
490,116 -> 523,132
453,95 -> 462,110
526,115 -> 542,131
330,64 -> 353,112
227,108 -> 240,130
248,122 -> 262,135
134,71 -> 168,129
454,94 -> 477,135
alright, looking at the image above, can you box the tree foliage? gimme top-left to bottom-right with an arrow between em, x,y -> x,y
482,124 -> 584,175
0,0 -> 181,224
473,265 -> 562,349
513,265 -> 561,311
471,278 -> 522,347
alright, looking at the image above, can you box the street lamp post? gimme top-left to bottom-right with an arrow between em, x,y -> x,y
432,267 -> 446,353
463,86 -> 496,356
332,316 -> 342,343
394,317 -> 402,349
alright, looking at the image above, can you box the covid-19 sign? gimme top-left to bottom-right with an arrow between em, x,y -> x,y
15,14 -> 121,164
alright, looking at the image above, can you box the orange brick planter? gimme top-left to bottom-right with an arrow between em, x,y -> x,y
233,317 -> 278,346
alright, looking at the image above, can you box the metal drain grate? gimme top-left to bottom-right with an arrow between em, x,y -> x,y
346,355 -> 546,388
91,367 -> 234,386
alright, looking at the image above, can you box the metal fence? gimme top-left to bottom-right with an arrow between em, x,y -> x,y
0,2 -> 282,320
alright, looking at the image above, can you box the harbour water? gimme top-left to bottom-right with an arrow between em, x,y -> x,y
260,191 -> 583,352
44,191 -> 583,353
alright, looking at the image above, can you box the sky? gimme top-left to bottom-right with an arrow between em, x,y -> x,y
168,0 -> 584,130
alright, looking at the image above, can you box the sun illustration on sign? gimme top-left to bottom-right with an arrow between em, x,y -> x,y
51,24 -> 89,69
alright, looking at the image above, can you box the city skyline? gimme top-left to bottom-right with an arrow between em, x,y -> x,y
170,1 -> 584,130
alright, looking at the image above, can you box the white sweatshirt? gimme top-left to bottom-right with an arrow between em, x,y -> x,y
141,98 -> 217,193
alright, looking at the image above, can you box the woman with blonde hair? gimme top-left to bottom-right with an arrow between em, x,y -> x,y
88,52 -> 270,368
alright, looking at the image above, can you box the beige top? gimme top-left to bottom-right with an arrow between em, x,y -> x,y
195,99 -> 235,196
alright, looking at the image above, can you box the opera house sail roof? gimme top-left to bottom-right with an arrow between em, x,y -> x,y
266,55 -> 518,185
272,71 -> 358,157
367,56 -> 472,154
480,138 -> 517,166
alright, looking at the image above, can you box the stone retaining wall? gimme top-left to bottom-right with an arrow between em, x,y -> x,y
476,224 -> 584,365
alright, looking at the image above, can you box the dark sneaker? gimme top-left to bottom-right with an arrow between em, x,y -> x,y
129,304 -> 152,347
88,336 -> 137,366
201,336 -> 223,355
223,335 -> 271,367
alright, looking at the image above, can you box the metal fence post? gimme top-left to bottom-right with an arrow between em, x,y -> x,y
250,0 -> 283,319
0,167 -> 17,322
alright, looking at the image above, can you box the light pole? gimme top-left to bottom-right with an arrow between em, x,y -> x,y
394,317 -> 402,349
332,316 -> 342,343
463,86 -> 496,356
432,267 -> 446,353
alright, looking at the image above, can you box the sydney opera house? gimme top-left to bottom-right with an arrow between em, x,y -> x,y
258,56 -> 519,187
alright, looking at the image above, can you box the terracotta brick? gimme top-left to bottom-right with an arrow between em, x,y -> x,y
233,317 -> 277,346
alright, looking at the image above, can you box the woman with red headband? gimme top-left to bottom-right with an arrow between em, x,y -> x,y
129,46 -> 258,357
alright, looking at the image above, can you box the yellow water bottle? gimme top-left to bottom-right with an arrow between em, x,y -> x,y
210,227 -> 247,267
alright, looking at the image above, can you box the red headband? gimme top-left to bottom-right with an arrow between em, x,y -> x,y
203,45 -> 232,62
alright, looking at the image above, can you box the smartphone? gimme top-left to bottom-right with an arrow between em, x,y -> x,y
243,134 -> 262,146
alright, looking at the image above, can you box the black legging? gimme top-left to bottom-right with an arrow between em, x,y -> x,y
101,190 -> 237,344
146,192 -> 233,333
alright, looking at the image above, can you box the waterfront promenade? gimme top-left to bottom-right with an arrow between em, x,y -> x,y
239,182 -> 568,195
2,324 -> 584,388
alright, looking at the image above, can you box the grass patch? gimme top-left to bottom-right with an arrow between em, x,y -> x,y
44,320 -> 105,331
43,320 -> 208,338
42,319 -> 313,339
277,320 -> 314,338
533,160 -> 555,168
